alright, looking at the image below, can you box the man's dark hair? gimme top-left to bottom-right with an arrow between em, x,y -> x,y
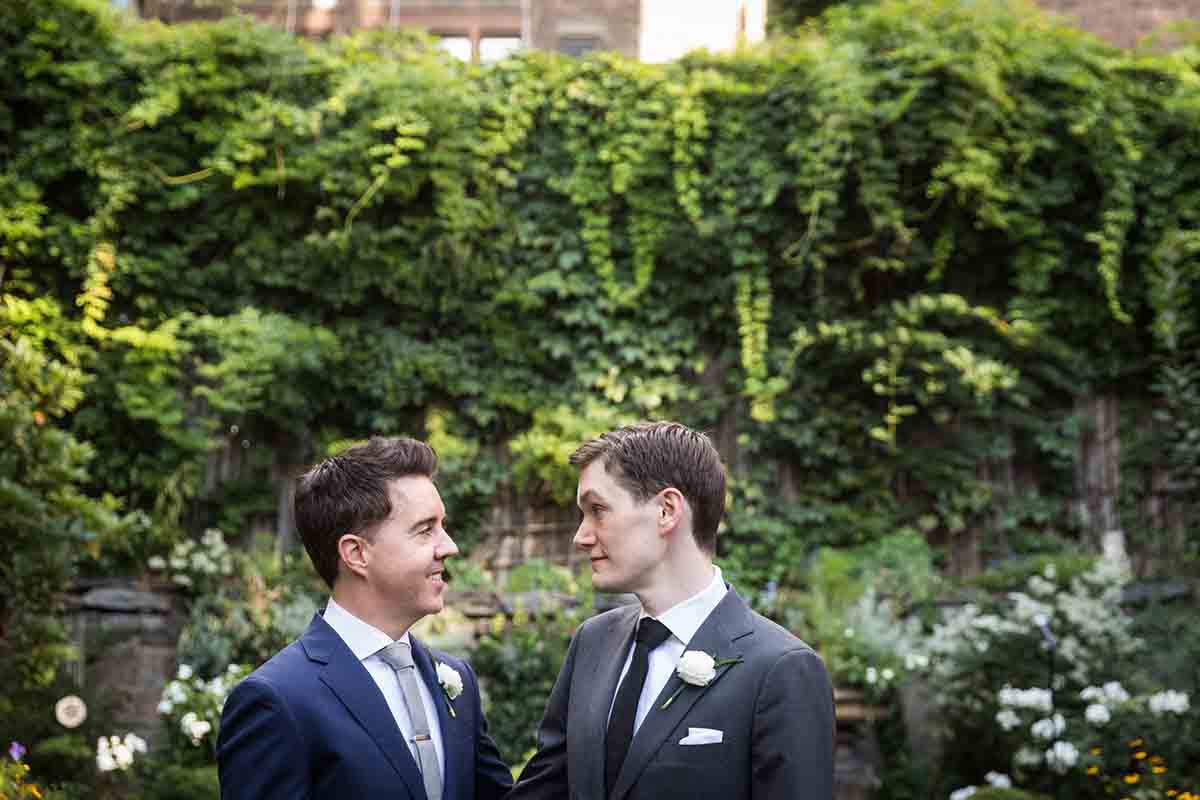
569,421 -> 726,554
294,437 -> 438,588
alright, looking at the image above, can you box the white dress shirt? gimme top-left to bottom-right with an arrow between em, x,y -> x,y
608,566 -> 729,733
323,599 -> 446,773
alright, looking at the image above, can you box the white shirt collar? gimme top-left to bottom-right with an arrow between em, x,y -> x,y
641,565 -> 727,647
324,597 -> 410,662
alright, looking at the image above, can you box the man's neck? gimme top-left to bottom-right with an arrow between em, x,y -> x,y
636,554 -> 715,617
331,583 -> 417,641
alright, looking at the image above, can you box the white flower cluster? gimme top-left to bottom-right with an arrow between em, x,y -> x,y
1044,740 -> 1078,773
1030,713 -> 1065,741
96,733 -> 147,772
157,663 -> 249,746
948,771 -> 1012,799
997,685 -> 1053,712
1080,681 -> 1130,707
180,712 -> 213,744
865,666 -> 896,686
1147,690 -> 1190,715
148,528 -> 234,588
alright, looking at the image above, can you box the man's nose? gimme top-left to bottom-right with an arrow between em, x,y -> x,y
573,521 -> 595,549
438,530 -> 460,558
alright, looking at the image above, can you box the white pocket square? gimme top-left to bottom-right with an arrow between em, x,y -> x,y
678,727 -> 723,745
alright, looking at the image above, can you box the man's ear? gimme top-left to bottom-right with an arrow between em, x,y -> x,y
337,533 -> 370,579
657,487 -> 687,536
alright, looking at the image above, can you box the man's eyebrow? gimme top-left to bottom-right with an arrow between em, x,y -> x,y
578,489 -> 606,506
409,515 -> 440,532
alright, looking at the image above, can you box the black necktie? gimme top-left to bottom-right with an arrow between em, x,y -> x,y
605,618 -> 672,796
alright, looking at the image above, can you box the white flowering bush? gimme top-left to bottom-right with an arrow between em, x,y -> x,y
157,663 -> 251,759
994,678 -> 1197,796
147,529 -> 234,594
914,557 -> 1200,796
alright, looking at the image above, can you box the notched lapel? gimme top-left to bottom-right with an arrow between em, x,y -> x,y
315,627 -> 426,800
578,607 -> 639,800
609,592 -> 754,800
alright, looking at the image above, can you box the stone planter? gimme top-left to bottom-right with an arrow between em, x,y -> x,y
833,687 -> 886,800
65,577 -> 186,745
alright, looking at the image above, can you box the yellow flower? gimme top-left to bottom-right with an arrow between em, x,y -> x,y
1151,756 -> 1166,765
1135,751 -> 1148,760
1123,774 -> 1140,785
1153,767 -> 1167,775
1092,746 -> 1103,755
1129,738 -> 1144,748
30,787 -> 44,800
1164,791 -> 1177,798
1088,766 -> 1101,776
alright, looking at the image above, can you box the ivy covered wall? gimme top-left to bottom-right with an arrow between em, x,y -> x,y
3,0 -> 1198,594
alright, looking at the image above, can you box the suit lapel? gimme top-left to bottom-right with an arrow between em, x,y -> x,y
610,591 -> 755,800
583,606 -> 640,800
304,615 -> 427,800
410,636 -> 464,800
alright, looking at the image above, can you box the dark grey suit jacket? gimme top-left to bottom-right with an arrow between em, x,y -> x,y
510,587 -> 835,800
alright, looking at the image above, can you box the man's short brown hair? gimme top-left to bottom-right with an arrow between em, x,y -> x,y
569,421 -> 726,554
294,437 -> 438,588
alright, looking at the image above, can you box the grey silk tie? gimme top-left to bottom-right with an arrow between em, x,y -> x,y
378,641 -> 443,800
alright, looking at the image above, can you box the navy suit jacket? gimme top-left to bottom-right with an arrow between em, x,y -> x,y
217,613 -> 512,800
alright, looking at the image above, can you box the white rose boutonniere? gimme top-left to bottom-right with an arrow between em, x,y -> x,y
661,650 -> 743,709
436,661 -> 464,717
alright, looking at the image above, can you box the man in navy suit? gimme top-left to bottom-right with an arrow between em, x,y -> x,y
217,437 -> 512,800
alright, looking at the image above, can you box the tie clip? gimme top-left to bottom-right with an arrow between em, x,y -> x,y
413,734 -> 431,742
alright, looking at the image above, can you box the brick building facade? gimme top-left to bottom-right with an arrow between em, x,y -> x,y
1034,0 -> 1200,48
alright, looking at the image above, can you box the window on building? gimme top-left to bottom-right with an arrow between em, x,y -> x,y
479,36 -> 522,62
436,35 -> 473,61
558,35 -> 601,57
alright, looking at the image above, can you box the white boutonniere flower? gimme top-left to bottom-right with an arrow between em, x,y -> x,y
661,650 -> 743,709
436,661 -> 463,716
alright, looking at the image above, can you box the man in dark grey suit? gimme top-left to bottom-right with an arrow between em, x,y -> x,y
509,422 -> 835,800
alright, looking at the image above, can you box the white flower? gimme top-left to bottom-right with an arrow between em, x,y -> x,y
124,733 -> 147,753
1102,681 -> 1130,705
177,664 -> 194,681
843,627 -> 855,639
676,651 -> 717,686
949,786 -> 977,800
1045,740 -> 1078,773
1031,713 -> 1065,740
1043,564 -> 1057,580
985,772 -> 1012,788
995,709 -> 1021,731
436,662 -> 464,699
1014,746 -> 1042,767
866,667 -> 878,685
172,574 -> 193,587
148,555 -> 167,570
1085,704 -> 1111,725
96,750 -> 117,772
1148,690 -> 1189,715
997,686 -> 1053,712
881,668 -> 895,682
904,653 -> 929,671
187,719 -> 212,744
157,699 -> 173,714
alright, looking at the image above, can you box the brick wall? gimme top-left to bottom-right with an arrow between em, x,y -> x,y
1034,0 -> 1200,48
